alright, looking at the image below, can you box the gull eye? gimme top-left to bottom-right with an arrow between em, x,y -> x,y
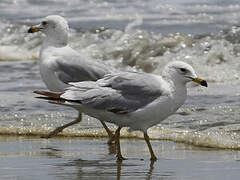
179,68 -> 187,73
42,21 -> 48,26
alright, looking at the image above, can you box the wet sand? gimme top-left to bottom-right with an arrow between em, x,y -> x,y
0,136 -> 240,180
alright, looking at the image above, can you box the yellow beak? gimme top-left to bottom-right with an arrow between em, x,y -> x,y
28,26 -> 42,33
192,77 -> 208,87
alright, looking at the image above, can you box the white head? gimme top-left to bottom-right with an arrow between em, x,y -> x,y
163,61 -> 207,87
28,15 -> 69,47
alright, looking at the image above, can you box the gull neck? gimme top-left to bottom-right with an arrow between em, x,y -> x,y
42,34 -> 68,48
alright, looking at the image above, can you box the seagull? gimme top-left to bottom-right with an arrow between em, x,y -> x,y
28,15 -> 116,143
33,61 -> 208,161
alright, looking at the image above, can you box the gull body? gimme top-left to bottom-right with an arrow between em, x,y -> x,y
28,15 -> 115,141
34,61 -> 207,161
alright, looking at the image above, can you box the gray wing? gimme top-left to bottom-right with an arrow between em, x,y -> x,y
51,48 -> 114,83
99,72 -> 163,97
55,57 -> 110,83
63,72 -> 165,114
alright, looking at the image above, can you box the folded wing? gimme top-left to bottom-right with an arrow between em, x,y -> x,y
62,72 -> 166,114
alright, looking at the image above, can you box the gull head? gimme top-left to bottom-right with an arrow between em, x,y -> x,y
163,61 -> 208,87
28,15 -> 69,46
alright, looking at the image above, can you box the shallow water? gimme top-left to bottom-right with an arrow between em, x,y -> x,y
1,136 -> 240,180
1,0 -> 240,179
1,60 -> 240,150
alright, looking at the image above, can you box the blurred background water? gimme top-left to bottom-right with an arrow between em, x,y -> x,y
0,0 -> 240,152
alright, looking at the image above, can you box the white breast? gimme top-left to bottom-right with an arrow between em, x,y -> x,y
128,82 -> 187,132
39,47 -> 68,91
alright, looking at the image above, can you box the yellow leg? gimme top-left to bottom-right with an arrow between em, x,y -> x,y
115,127 -> 126,161
100,121 -> 115,144
41,112 -> 82,138
144,133 -> 157,161
41,112 -> 115,145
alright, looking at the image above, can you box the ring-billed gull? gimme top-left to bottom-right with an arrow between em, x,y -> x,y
33,61 -> 207,161
28,15 -> 116,143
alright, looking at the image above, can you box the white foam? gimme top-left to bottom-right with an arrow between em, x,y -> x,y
1,16 -> 240,83
148,126 -> 240,149
0,124 -> 239,149
0,19 -> 41,61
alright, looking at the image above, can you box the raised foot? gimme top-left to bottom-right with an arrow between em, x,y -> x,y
41,126 -> 64,138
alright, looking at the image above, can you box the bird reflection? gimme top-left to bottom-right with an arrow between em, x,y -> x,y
55,158 -> 156,180
38,142 -> 156,179
147,160 -> 155,180
108,142 -> 117,155
116,160 -> 122,180
116,159 -> 155,180
39,146 -> 63,158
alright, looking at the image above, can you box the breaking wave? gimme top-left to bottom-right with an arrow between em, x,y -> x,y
0,18 -> 240,83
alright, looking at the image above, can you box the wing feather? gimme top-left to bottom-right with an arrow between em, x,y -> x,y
62,72 -> 167,114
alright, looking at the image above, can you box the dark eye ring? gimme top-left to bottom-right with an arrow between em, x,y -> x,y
180,68 -> 187,73
42,21 -> 48,26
